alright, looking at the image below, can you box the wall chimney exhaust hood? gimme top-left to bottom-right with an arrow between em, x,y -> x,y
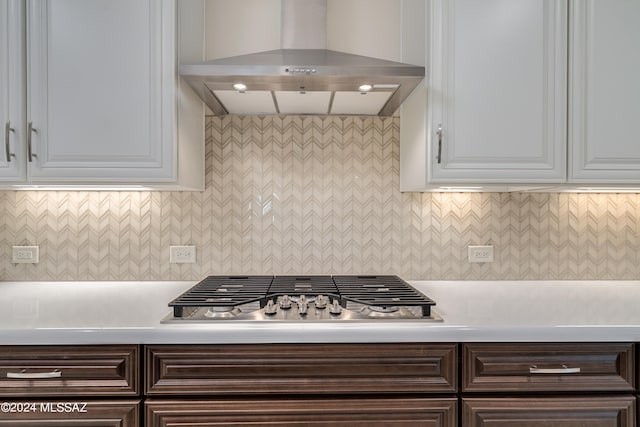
179,0 -> 425,117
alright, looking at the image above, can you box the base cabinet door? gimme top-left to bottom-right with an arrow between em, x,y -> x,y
0,346 -> 141,426
463,396 -> 635,427
0,345 -> 140,397
145,398 -> 457,427
462,342 -> 635,393
0,400 -> 139,426
145,343 -> 457,396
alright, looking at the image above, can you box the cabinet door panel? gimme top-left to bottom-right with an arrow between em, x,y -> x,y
0,0 -> 26,180
463,396 -> 635,427
569,0 -> 640,183
430,0 -> 567,183
462,342 -> 634,393
0,400 -> 139,426
26,0 -> 175,182
146,343 -> 457,395
0,345 -> 139,396
146,398 -> 457,427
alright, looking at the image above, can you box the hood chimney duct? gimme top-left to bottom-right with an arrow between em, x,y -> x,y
281,0 -> 327,49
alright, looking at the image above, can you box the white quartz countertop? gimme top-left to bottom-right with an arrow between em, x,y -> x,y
2,280 -> 640,344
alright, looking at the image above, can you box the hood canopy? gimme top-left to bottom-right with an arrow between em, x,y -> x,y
179,0 -> 425,116
179,48 -> 425,116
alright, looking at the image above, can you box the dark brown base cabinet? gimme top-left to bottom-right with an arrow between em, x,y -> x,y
462,343 -> 637,427
144,343 -> 458,427
462,343 -> 635,393
0,345 -> 140,426
463,397 -> 636,427
146,398 -> 457,426
0,400 -> 140,426
4,342 -> 640,426
145,343 -> 457,395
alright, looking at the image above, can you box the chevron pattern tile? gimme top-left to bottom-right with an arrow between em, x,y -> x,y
1,115 -> 639,281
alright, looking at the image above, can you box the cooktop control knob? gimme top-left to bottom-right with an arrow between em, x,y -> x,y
279,295 -> 292,309
329,299 -> 342,315
297,295 -> 308,315
315,294 -> 327,309
264,299 -> 277,315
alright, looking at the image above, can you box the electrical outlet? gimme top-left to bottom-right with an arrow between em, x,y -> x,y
12,246 -> 39,264
468,245 -> 494,263
170,245 -> 196,263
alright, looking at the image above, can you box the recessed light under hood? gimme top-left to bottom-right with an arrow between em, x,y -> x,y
179,0 -> 425,117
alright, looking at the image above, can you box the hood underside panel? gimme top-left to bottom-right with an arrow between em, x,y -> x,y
179,49 -> 425,116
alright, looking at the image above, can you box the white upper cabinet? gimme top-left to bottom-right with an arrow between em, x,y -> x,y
27,0 -> 173,183
428,0 -> 568,185
0,0 -> 204,189
401,0 -> 640,191
0,0 -> 26,180
569,0 -> 640,184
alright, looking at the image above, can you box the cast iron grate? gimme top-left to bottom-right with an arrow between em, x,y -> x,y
332,275 -> 435,316
267,275 -> 339,298
169,275 -> 273,317
169,274 -> 435,318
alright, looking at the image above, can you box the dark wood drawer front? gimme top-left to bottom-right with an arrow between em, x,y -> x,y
146,343 -> 457,395
146,398 -> 457,427
0,400 -> 139,426
463,343 -> 634,393
463,396 -> 635,427
0,345 -> 139,396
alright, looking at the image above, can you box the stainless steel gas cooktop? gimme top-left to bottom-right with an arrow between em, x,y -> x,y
162,275 -> 442,322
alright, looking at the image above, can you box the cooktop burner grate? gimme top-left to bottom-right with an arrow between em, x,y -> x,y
169,275 -> 273,317
168,275 -> 436,319
267,275 -> 339,297
333,275 -> 436,316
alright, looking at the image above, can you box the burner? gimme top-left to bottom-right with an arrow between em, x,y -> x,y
204,306 -> 243,318
358,305 -> 422,319
366,305 -> 400,314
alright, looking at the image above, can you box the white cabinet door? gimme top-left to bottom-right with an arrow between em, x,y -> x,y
569,0 -> 640,184
0,0 -> 26,181
26,0 -> 176,183
429,0 -> 568,184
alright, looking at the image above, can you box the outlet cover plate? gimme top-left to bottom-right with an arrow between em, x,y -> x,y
12,246 -> 40,264
468,245 -> 494,263
170,245 -> 196,263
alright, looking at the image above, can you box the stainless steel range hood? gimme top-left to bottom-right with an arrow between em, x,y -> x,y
179,0 -> 425,117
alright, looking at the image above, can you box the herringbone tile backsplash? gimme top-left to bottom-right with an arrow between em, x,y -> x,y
1,116 -> 639,281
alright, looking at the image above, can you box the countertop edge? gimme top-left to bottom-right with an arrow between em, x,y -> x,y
4,325 -> 640,345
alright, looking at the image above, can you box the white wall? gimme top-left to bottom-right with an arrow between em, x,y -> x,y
205,0 -> 281,59
327,0 -> 401,61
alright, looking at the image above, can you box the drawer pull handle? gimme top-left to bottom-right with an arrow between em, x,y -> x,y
529,365 -> 581,374
6,369 -> 62,379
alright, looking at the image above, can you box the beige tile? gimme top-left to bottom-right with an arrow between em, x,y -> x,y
0,116 -> 639,280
